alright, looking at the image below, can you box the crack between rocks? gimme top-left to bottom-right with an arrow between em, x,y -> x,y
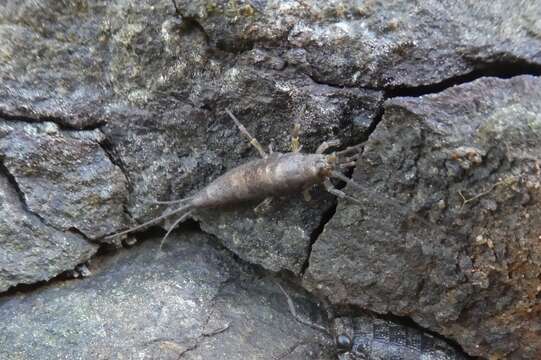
298,58 -> 541,276
97,129 -> 135,226
300,101 -> 386,277
304,60 -> 541,98
0,110 -> 103,131
384,59 -> 541,98
300,199 -> 337,277
0,160 -> 69,235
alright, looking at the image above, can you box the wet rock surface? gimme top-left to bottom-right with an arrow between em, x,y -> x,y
0,232 -> 333,360
0,172 -> 97,292
305,75 -> 541,359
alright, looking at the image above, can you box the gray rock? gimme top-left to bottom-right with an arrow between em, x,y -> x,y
304,75 -> 541,359
0,0 -> 383,280
196,190 -> 335,274
0,231 -> 333,359
0,121 -> 128,240
173,0 -> 541,87
0,171 -> 97,292
102,65 -> 381,273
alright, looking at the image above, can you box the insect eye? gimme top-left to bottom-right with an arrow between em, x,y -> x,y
336,334 -> 352,350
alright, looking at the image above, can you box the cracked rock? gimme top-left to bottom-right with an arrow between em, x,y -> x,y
0,120 -> 128,240
304,75 -> 541,359
103,67 -> 381,273
0,231 -> 333,359
173,0 -> 541,88
195,191 -> 335,274
0,171 -> 97,292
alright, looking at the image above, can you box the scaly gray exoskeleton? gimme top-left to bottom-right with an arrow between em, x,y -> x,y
333,315 -> 467,360
106,109 -> 364,247
274,282 -> 466,360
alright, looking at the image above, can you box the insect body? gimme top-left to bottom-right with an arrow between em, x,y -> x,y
192,153 -> 331,208
333,316 -> 467,360
107,109 -> 362,246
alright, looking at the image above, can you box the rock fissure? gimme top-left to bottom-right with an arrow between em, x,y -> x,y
0,111 -> 103,131
384,61 -> 541,98
0,160 -> 66,234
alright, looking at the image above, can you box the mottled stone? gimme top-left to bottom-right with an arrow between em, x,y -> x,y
174,0 -> 541,87
305,75 -> 541,359
102,69 -> 381,272
0,121 -> 128,240
0,232 -> 333,359
0,172 -> 97,292
196,191 -> 335,274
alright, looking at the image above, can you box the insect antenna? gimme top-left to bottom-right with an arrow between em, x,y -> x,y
148,196 -> 193,205
105,203 -> 193,240
159,209 -> 194,250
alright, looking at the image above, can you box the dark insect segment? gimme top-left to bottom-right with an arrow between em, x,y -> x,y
333,316 -> 467,360
105,109 -> 364,247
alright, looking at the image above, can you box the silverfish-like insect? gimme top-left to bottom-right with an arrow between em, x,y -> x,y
274,282 -> 466,360
333,315 -> 467,360
107,109 -> 364,246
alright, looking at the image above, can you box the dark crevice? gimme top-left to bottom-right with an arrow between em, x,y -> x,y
98,129 -> 132,191
300,100 -> 385,276
171,0 -> 210,47
300,199 -> 337,276
0,270 -> 82,300
304,60 -> 541,99
0,110 -> 102,131
385,60 -> 541,98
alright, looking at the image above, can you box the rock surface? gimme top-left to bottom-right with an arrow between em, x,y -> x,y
0,120 -> 128,240
0,171 -> 97,292
305,75 -> 541,359
1,0 -> 541,358
0,231 -> 333,359
196,190 -> 335,274
174,0 -> 541,88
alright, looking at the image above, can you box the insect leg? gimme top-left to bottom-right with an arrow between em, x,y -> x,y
105,203 -> 193,239
323,178 -> 363,206
303,188 -> 312,202
159,209 -> 194,250
274,280 -> 330,334
316,139 -> 341,154
225,109 -> 267,158
254,197 -> 273,214
291,123 -> 302,152
340,161 -> 357,169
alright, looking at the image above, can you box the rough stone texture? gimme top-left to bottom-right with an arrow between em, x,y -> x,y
3,0 -> 540,275
196,191 -> 335,274
0,120 -> 128,240
0,172 -> 97,292
0,232 -> 333,359
305,75 -> 541,359
174,0 -> 541,88
1,1 -> 541,358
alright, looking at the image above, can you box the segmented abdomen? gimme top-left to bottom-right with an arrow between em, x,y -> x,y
334,316 -> 467,360
191,153 -> 325,208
